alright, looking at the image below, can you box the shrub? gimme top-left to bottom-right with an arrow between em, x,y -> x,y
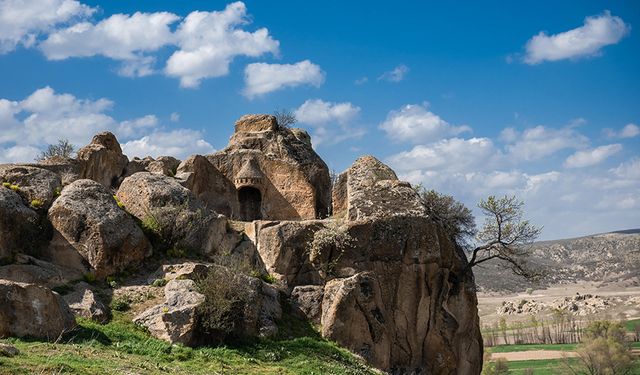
2,182 -> 10,188
525,288 -> 534,295
30,199 -> 44,208
196,267 -> 251,343
141,213 -> 162,235
151,278 -> 168,287
110,296 -> 132,312
9,184 -> 19,192
36,139 -> 75,162
113,195 -> 125,209
308,221 -> 354,262
83,272 -> 97,284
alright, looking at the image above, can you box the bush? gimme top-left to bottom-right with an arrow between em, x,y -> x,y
2,182 -> 10,188
151,278 -> 167,287
113,195 -> 125,209
110,296 -> 132,312
308,221 -> 354,263
141,213 -> 162,235
196,267 -> 251,343
36,139 -> 75,162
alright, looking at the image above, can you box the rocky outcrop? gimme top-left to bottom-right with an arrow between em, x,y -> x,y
116,172 -> 239,255
135,262 -> 282,345
207,114 -> 331,220
77,132 -> 128,188
256,157 -> 483,373
176,155 -> 239,217
0,165 -> 62,208
0,254 -> 82,288
48,179 -> 150,278
63,282 -> 110,322
0,188 -> 44,262
124,156 -> 181,178
0,280 -> 75,340
333,155 -> 427,221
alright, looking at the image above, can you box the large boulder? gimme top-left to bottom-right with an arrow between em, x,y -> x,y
0,254 -> 82,288
0,188 -> 44,262
124,156 -> 181,178
62,282 -> 110,322
207,114 -> 331,220
48,179 -> 150,278
0,165 -> 62,208
116,172 -> 239,255
77,132 -> 128,188
0,280 -> 76,340
176,155 -> 239,217
332,155 -> 427,221
135,262 -> 282,346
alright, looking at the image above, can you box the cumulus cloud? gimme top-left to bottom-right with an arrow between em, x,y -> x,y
524,11 -> 630,64
8,1 -> 282,85
122,130 -> 215,159
379,103 -> 471,143
564,144 -> 622,168
165,2 -> 279,88
504,125 -> 588,161
294,99 -> 364,146
378,64 -> 409,82
604,123 -> 640,139
243,60 -> 325,98
0,87 -> 213,162
611,158 -> 640,180
0,0 -> 94,53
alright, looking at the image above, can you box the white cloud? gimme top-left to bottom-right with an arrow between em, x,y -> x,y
564,144 -> 622,168
611,158 -> 640,180
378,64 -> 409,82
166,2 -> 279,88
354,77 -> 368,85
0,0 -> 94,53
243,60 -> 325,98
122,130 -> 215,160
170,112 -> 180,122
294,99 -> 364,146
604,123 -> 640,139
504,125 -> 588,161
379,103 -> 471,143
524,11 -> 630,64
0,87 -> 213,163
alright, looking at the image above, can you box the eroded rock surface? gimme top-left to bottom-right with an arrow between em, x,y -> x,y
63,282 -> 110,322
0,280 -> 75,340
0,188 -> 44,262
48,179 -> 150,278
77,132 -> 128,188
0,165 -> 62,208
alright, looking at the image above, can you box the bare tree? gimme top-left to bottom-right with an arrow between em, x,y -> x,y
417,188 -> 476,248
273,108 -> 297,128
36,139 -> 76,162
466,195 -> 542,278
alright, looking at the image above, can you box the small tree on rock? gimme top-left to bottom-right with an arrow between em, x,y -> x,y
273,108 -> 297,128
36,139 -> 76,161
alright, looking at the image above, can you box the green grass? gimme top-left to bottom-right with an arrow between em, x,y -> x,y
626,318 -> 640,331
0,312 -> 375,375
504,358 -> 575,375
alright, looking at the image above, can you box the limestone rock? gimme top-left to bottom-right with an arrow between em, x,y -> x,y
207,114 -> 331,220
34,156 -> 82,185
0,280 -> 76,340
147,156 -> 181,176
0,254 -> 83,288
0,342 -> 19,357
63,282 -> 110,322
116,172 -> 239,255
0,188 -> 43,262
135,262 -> 282,345
77,132 -> 128,187
290,285 -> 324,324
0,165 -> 62,208
176,155 -> 239,217
334,156 -> 427,221
48,179 -> 150,278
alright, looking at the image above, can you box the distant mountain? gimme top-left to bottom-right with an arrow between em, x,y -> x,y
474,229 -> 640,293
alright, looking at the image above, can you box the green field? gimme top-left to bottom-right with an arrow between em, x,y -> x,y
489,343 -> 577,353
0,312 -> 375,375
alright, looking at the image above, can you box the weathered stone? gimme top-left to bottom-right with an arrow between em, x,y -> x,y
48,179 -> 150,278
0,342 -> 19,357
334,156 -> 427,221
116,172 -> 239,256
147,156 -> 181,176
0,254 -> 83,288
134,278 -> 205,345
63,282 -> 110,322
135,263 -> 282,345
0,280 -> 76,340
34,156 -> 82,185
0,188 -> 43,262
290,285 -> 324,324
207,114 -> 331,221
0,165 -> 62,208
176,155 -> 239,217
77,132 -> 128,187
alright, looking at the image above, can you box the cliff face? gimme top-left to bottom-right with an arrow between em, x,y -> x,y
0,117 -> 483,374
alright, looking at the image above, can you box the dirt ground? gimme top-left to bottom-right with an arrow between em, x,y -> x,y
491,350 -> 578,361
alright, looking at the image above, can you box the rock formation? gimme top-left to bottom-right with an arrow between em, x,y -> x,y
0,115 -> 483,373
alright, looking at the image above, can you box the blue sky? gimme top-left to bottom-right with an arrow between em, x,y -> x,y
0,0 -> 638,239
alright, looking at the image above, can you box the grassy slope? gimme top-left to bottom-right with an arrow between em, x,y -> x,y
0,312 -> 376,375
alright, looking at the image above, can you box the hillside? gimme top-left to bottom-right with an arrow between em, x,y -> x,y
474,229 -> 640,293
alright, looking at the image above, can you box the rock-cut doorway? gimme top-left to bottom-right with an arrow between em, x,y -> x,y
238,186 -> 262,221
